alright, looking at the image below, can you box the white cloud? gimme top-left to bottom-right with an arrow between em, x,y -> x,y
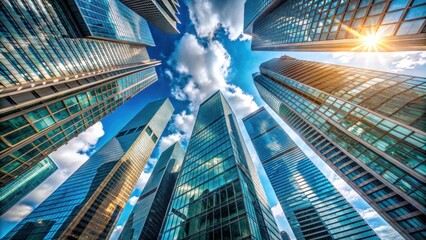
169,33 -> 258,118
331,52 -> 355,64
159,132 -> 187,153
164,68 -> 173,80
271,203 -> 284,218
134,171 -> 153,191
1,204 -> 33,222
358,208 -> 380,220
185,0 -> 247,41
374,225 -> 404,240
109,225 -> 123,240
128,196 -> 138,206
392,52 -> 426,72
329,51 -> 426,76
173,111 -> 196,136
0,122 -> 105,224
329,176 -> 361,203
49,122 -> 105,171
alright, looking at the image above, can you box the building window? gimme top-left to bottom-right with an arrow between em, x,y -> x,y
151,134 -> 158,143
146,126 -> 153,136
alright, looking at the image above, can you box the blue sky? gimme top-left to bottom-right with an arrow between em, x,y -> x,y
1,0 -> 426,239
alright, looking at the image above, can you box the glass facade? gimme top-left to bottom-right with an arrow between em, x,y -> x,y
67,0 -> 155,45
160,91 -> 280,240
280,231 -> 290,240
243,0 -> 273,34
244,0 -> 426,51
0,156 -> 57,215
0,0 -> 159,188
254,56 -> 426,240
119,142 -> 185,240
3,98 -> 174,240
243,107 -> 378,239
119,0 -> 181,34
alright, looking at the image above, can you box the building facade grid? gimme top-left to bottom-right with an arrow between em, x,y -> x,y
254,57 -> 426,239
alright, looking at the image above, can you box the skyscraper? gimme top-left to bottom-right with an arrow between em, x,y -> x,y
0,0 -> 159,190
254,56 -> 426,240
244,107 -> 378,239
280,231 -> 290,240
0,157 -> 57,215
160,91 -> 281,240
119,142 -> 185,240
4,98 -> 174,240
244,0 -> 426,51
119,0 -> 181,34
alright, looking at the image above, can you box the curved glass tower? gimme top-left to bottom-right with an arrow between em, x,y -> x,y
160,91 -> 281,240
4,98 -> 174,240
244,0 -> 426,51
254,56 -> 426,240
244,107 -> 378,239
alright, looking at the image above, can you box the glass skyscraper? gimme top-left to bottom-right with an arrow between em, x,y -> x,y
254,56 -> 425,240
0,0 -> 159,190
244,0 -> 426,51
119,142 -> 185,240
119,0 -> 181,34
4,98 -> 174,240
0,156 -> 57,215
160,91 -> 280,240
244,107 -> 378,239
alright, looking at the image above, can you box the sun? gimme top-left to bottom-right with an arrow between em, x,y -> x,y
362,34 -> 380,50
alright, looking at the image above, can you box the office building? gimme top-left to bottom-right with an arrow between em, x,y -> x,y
0,0 -> 160,189
119,142 -> 185,240
280,231 -> 290,240
119,0 -> 181,34
254,56 -> 426,239
244,0 -> 426,51
4,98 -> 174,239
244,107 -> 378,239
160,91 -> 281,240
0,157 -> 57,215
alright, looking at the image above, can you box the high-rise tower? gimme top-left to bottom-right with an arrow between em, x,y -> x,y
4,98 -> 174,239
119,142 -> 185,240
0,157 -> 57,215
244,0 -> 426,51
160,91 -> 281,240
0,0 -> 159,192
119,0 -> 181,34
254,56 -> 425,239
244,107 -> 379,239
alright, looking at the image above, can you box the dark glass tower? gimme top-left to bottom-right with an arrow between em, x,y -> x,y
160,91 -> 281,240
0,156 -> 57,215
0,0 -> 159,190
254,56 -> 426,240
244,0 -> 426,51
119,142 -> 185,240
4,98 -> 174,240
119,0 -> 181,34
244,107 -> 378,239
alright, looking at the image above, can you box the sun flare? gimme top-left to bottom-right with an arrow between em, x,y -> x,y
362,34 -> 381,50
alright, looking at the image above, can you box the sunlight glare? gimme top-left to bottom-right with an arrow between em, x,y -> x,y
362,34 -> 380,49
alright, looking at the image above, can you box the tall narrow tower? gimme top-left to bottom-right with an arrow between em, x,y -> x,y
0,157 -> 57,215
4,98 -> 174,240
244,107 -> 378,239
119,142 -> 185,240
160,91 -> 281,240
254,56 -> 426,240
